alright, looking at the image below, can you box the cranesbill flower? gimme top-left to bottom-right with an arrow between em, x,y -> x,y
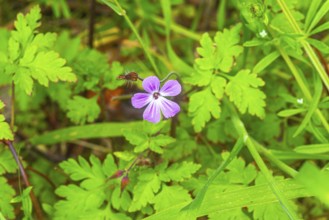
131,76 -> 181,123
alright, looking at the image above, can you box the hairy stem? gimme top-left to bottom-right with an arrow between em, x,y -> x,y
4,141 -> 44,220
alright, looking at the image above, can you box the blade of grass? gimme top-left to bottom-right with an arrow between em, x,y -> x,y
181,137 -> 244,218
293,74 -> 323,137
229,102 -> 299,220
102,0 -> 160,75
29,122 -> 143,145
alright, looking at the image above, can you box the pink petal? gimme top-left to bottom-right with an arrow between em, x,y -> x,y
143,100 -> 161,123
159,97 -> 180,118
143,76 -> 160,93
160,80 -> 181,97
131,93 -> 151,109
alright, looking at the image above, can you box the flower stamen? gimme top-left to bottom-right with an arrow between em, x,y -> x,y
153,92 -> 160,99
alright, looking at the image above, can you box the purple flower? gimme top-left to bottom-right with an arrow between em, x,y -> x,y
131,76 -> 181,123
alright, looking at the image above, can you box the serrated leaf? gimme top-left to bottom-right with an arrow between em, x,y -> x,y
214,23 -> 243,72
0,102 -> 13,140
59,155 -> 105,189
66,96 -> 100,125
250,175 -> 298,220
295,162 -> 329,207
186,67 -> 212,86
0,177 -> 15,219
111,187 -> 132,211
226,69 -> 266,118
0,147 -> 17,174
149,134 -> 175,154
195,24 -> 243,73
160,162 -> 201,182
210,76 -> 226,99
188,88 -> 221,132
153,185 -> 191,212
129,170 -> 161,212
54,184 -> 106,219
195,33 -> 216,70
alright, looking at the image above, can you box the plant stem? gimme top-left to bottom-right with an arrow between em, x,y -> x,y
149,15 -> 201,41
276,0 -> 329,92
278,47 -> 329,133
252,139 -> 298,177
113,0 -> 160,75
4,140 -> 44,220
229,103 -> 299,220
10,82 -> 15,129
88,0 -> 96,48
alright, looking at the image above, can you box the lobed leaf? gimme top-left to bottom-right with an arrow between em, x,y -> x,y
226,69 -> 266,118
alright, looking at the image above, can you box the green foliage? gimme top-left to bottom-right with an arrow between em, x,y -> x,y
226,69 -> 266,118
0,101 -> 13,141
54,154 -> 131,219
0,1 -> 328,219
0,177 -> 16,219
5,5 -> 76,95
66,96 -> 101,125
124,122 -> 175,153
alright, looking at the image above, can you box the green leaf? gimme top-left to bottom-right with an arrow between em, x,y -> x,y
0,177 -> 15,219
213,23 -> 243,72
11,186 -> 33,219
100,0 -> 122,15
0,147 -> 17,174
294,144 -> 329,154
307,0 -> 329,33
25,50 -> 76,85
59,155 -> 105,189
210,76 -> 226,99
277,108 -> 306,117
104,61 -> 125,90
195,33 -> 216,70
186,67 -> 212,86
253,51 -> 280,74
310,21 -> 329,35
295,162 -> 329,207
0,101 -> 13,141
153,185 -> 191,212
249,175 -> 298,220
293,76 -> 322,137
188,88 -> 221,132
195,24 -> 243,72
30,122 -> 144,145
144,179 -> 309,220
307,38 -> 329,54
226,69 -> 266,118
160,162 -> 201,182
111,187 -> 132,211
305,0 -> 322,32
66,96 -> 100,125
54,184 -> 106,219
129,169 -> 161,212
124,124 -> 174,154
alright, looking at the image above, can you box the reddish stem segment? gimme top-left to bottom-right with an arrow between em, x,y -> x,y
4,140 -> 44,220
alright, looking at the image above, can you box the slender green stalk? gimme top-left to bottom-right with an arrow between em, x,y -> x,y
113,0 -> 160,75
278,48 -> 329,134
252,139 -> 298,177
229,103 -> 299,220
276,0 -> 329,91
148,15 -> 201,41
10,82 -> 15,129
